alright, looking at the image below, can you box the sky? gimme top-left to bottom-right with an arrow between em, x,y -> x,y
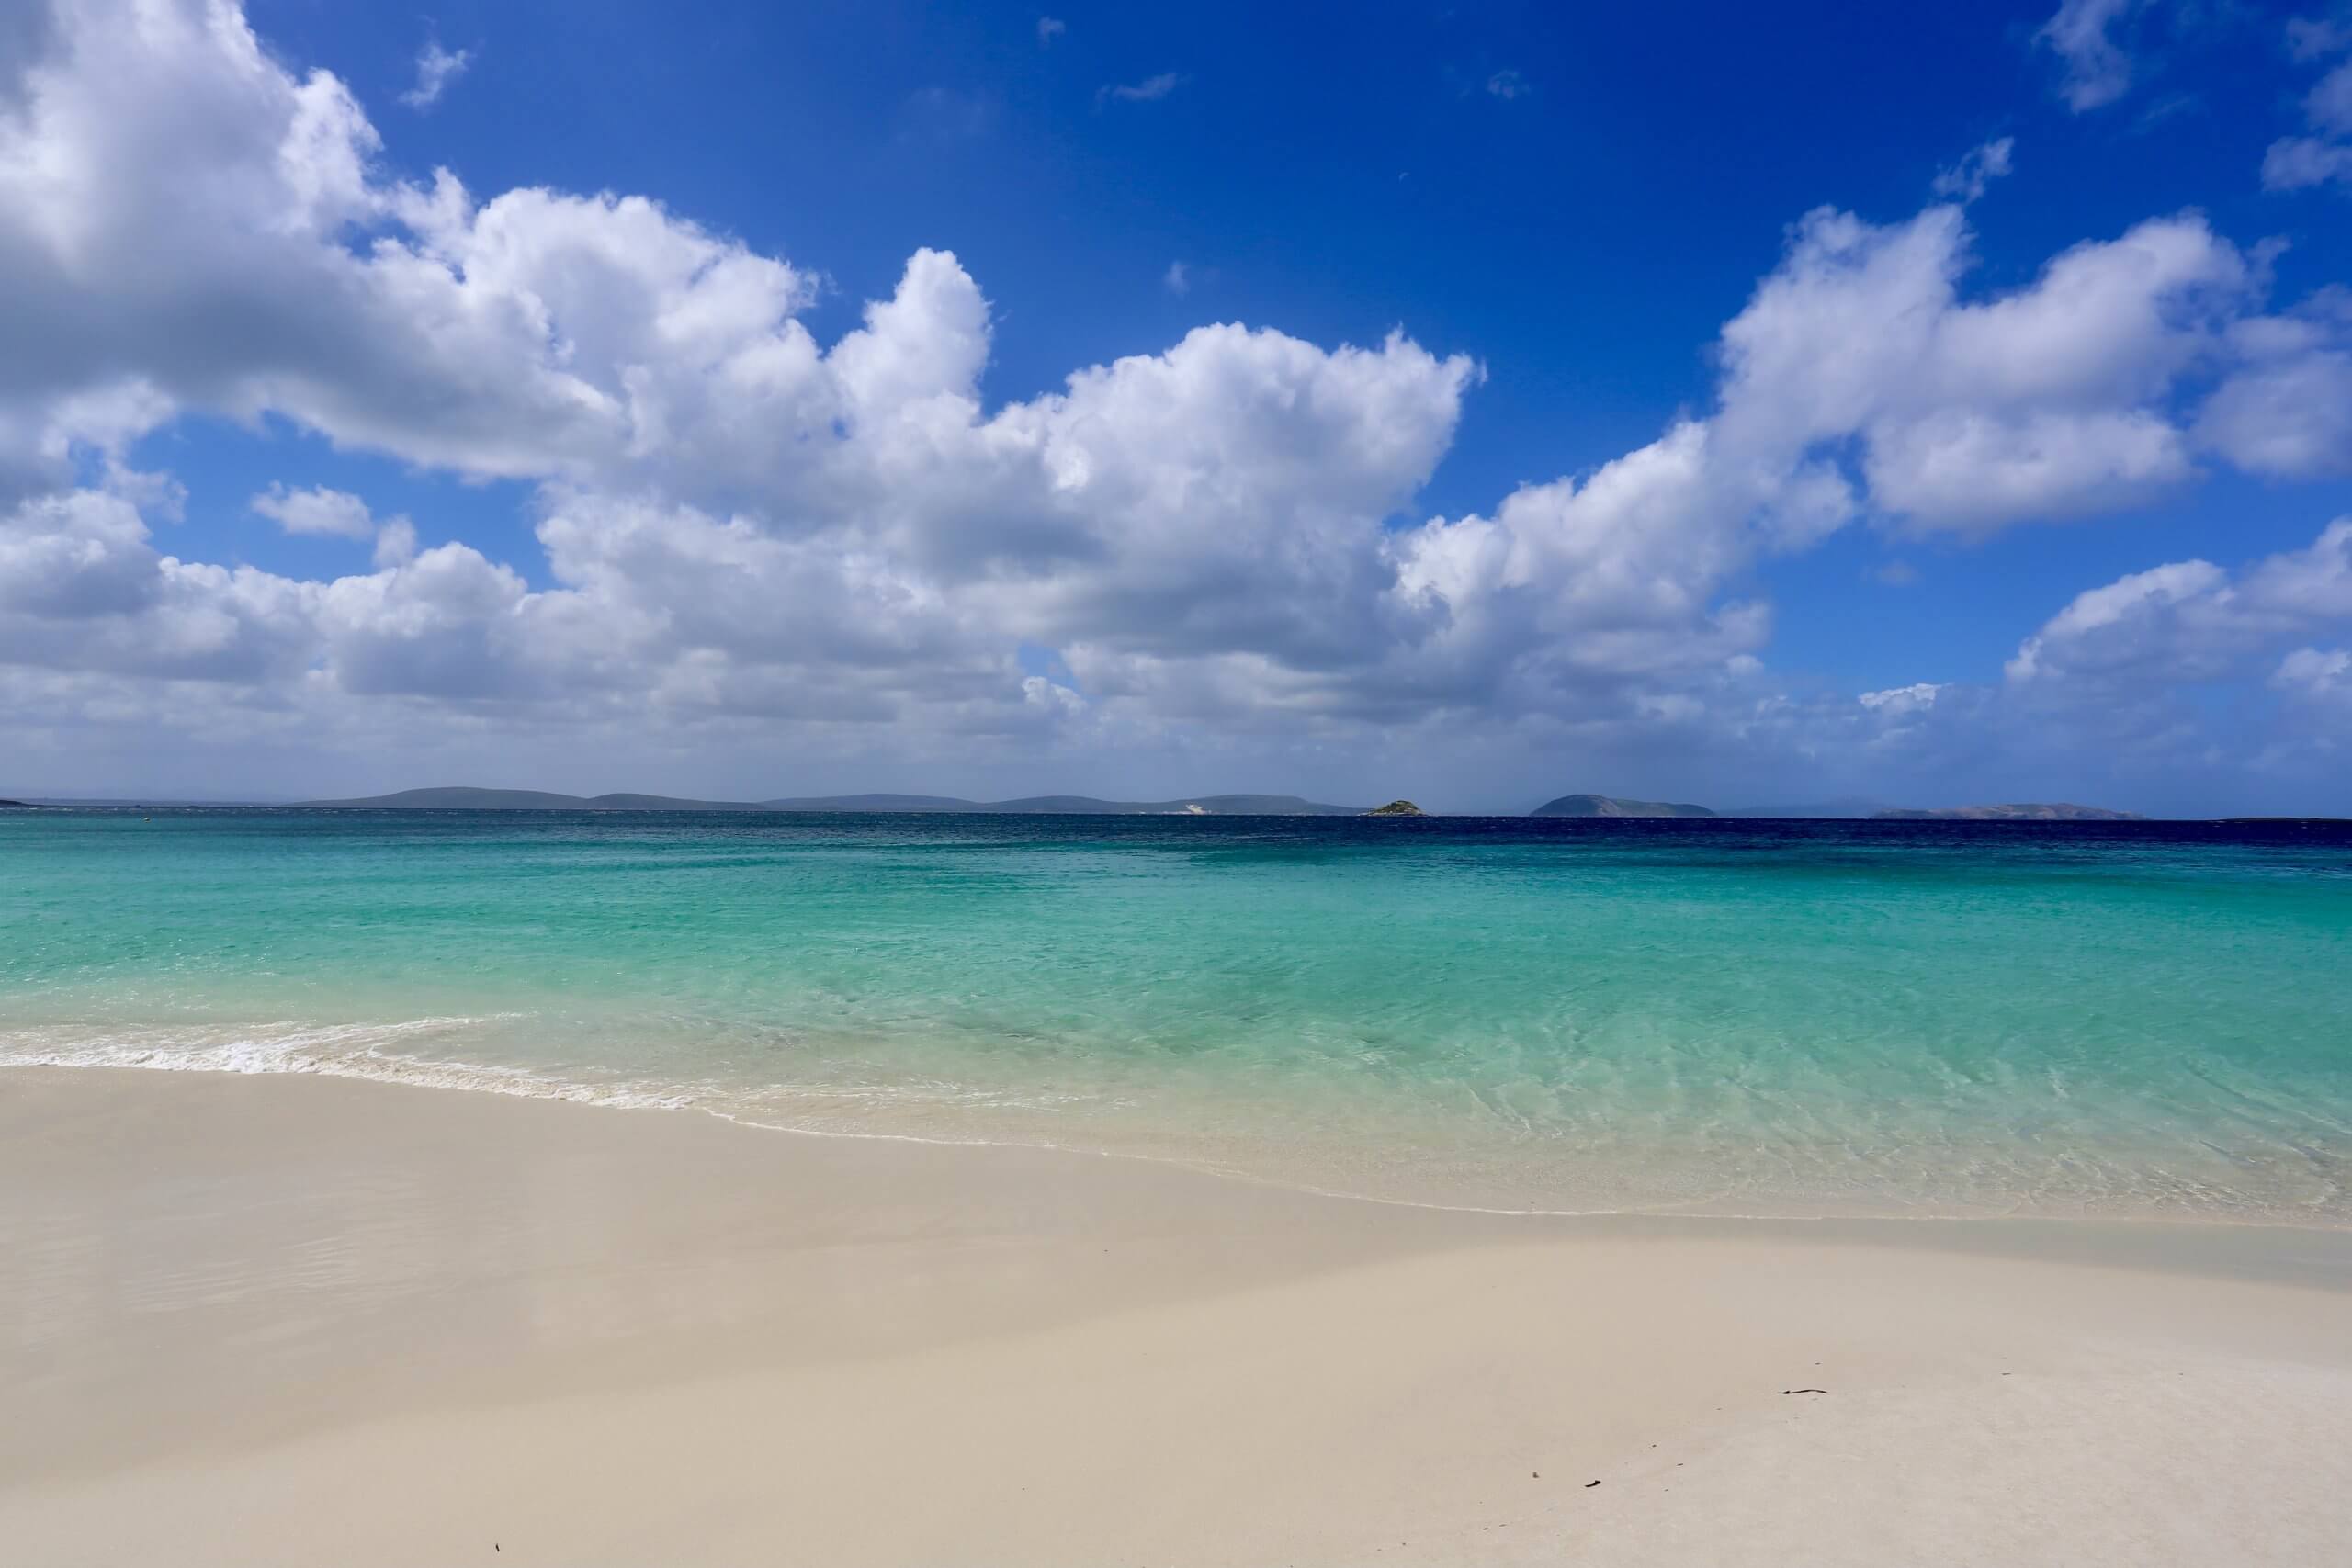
5,0 -> 2352,812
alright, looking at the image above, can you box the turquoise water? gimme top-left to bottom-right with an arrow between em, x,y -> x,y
5,808 -> 2350,1222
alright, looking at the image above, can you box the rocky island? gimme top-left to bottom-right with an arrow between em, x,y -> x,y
1529,794 -> 1716,818
1364,800 -> 1425,816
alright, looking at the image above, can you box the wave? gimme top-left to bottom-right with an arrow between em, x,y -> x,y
0,1019 -> 697,1111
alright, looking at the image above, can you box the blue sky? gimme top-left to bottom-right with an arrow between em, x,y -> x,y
5,0 -> 2352,809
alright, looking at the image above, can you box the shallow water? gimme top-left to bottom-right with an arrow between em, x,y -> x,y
6,808 -> 2349,1221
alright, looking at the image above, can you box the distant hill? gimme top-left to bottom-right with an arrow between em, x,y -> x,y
297,786 -> 1365,815
760,793 -> 981,811
980,794 -> 1363,815
300,786 -> 763,811
777,793 -> 1364,816
1871,803 -> 2146,821
12,795 -> 281,807
1529,794 -> 1716,818
1721,798 -> 1894,818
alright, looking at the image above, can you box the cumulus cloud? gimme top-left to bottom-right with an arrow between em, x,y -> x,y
2,0 -> 2349,804
2269,642 -> 2352,745
1810,519 -> 2352,785
1931,137 -> 2015,202
2196,291 -> 2352,477
2292,17 -> 2352,58
2265,135 -> 2352,190
0,0 -> 813,494
1162,260 -> 1190,296
251,484 -> 378,540
2310,59 -> 2352,136
2007,520 -> 2352,691
0,491 -> 315,682
253,483 -> 423,564
2038,0 -> 2139,111
1709,202 -> 2256,533
1859,682 -> 1945,715
2275,644 -> 2350,694
399,39 -> 471,112
372,516 -> 418,569
2264,17 -> 2352,191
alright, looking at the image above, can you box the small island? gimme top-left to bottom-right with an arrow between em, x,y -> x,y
1871,803 -> 2144,821
1364,800 -> 1425,816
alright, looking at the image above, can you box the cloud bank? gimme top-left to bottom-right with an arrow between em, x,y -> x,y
2,0 -> 2349,807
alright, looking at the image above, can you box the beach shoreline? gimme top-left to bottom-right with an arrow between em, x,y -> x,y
6,1065 -> 2350,1565
15,808 -> 2349,1231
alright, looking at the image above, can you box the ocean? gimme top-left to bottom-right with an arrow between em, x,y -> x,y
5,808 -> 2348,1223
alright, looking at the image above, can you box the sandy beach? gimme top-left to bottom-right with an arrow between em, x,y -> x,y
3,1067 -> 2348,1565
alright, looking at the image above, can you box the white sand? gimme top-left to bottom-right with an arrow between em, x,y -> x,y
4,1066 -> 2348,1565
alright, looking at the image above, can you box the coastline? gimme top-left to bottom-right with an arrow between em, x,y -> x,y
6,1066 -> 2350,1565
13,1027 -> 2348,1230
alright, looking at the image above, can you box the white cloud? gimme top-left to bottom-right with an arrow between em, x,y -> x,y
1964,519 -> 2352,778
1097,72 -> 1183,106
0,491 -> 317,682
2007,558 -> 2230,682
2263,19 -> 2352,191
1816,520 -> 2352,784
1162,260 -> 1190,296
372,517 -> 418,569
1930,137 -> 2015,202
1709,203 -> 2255,534
2275,644 -> 2350,692
1036,17 -> 1065,46
2310,59 -> 2352,136
2290,17 -> 2352,61
2007,521 -> 2352,689
2264,135 -> 2352,191
2037,0 -> 2138,111
1859,682 -> 1944,715
251,484 -> 378,540
399,39 -> 471,112
1485,70 -> 1529,101
2270,643 -> 2352,739
2196,351 -> 2352,478
0,1 -> 816,494
1870,408 -> 2195,526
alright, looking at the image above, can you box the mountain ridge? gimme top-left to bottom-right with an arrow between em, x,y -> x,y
295,786 -> 1368,815
1719,798 -> 1897,819
1871,803 -> 2147,821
